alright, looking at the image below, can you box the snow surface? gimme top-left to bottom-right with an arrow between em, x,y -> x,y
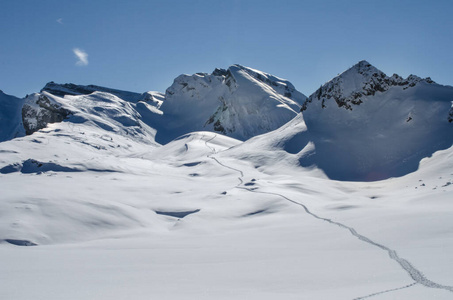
1,63 -> 452,299
1,125 -> 453,299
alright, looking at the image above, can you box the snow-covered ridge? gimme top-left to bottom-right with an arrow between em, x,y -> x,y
291,61 -> 453,181
229,64 -> 301,100
2,63 -> 453,299
19,90 -> 158,146
301,60 -> 436,111
42,82 -> 142,101
2,60 -> 451,173
157,64 -> 306,143
32,65 -> 306,145
42,81 -> 164,106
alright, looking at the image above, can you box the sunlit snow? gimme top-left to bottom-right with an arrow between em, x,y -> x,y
0,63 -> 452,299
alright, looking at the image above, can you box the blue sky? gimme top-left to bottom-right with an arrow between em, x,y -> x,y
1,0 -> 452,97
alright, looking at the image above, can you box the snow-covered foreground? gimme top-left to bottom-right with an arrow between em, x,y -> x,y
1,125 -> 452,299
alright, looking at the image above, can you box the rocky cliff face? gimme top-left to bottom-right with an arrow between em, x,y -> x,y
21,93 -> 72,135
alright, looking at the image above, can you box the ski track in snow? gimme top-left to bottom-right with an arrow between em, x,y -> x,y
204,134 -> 453,297
205,135 -> 244,185
353,282 -> 417,300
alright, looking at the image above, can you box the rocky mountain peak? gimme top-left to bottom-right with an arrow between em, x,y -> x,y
157,64 -> 306,143
301,61 -> 436,111
350,60 -> 382,76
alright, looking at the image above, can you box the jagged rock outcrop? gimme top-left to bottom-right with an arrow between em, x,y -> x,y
21,94 -> 71,135
296,60 -> 453,181
301,60 -> 435,111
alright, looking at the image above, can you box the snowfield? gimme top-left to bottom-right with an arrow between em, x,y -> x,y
0,62 -> 452,299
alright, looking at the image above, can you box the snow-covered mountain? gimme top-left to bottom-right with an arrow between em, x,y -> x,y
1,62 -> 453,299
20,90 -> 158,145
295,60 -> 453,181
10,65 -> 306,145
1,62 -> 451,182
41,82 -> 160,104
301,60 -> 436,111
155,64 -> 306,143
224,60 -> 453,181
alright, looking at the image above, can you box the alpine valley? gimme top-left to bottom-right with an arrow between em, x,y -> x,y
0,61 -> 452,300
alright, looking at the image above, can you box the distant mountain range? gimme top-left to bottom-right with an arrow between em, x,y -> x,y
1,61 -> 452,181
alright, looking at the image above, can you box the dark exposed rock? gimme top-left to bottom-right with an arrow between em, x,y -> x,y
22,95 -> 71,135
301,60 -> 436,112
213,120 -> 225,133
212,68 -> 229,76
205,96 -> 229,134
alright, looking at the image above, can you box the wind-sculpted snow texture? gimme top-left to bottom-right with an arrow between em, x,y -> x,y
210,135 -> 453,294
1,62 -> 453,299
2,129 -> 451,299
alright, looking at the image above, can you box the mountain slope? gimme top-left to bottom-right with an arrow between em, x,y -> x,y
302,61 -> 453,181
2,62 -> 451,182
1,63 -> 453,299
1,107 -> 453,299
21,90 -> 158,146
41,82 -> 164,105
155,64 -> 306,143
7,65 -> 306,145
234,61 -> 453,181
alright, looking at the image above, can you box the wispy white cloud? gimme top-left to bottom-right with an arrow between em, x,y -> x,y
56,18 -> 63,24
73,48 -> 88,66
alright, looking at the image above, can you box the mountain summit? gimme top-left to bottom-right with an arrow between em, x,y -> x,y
0,62 -> 451,181
155,64 -> 306,143
276,61 -> 452,181
24,65 -> 306,145
301,60 -> 435,112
